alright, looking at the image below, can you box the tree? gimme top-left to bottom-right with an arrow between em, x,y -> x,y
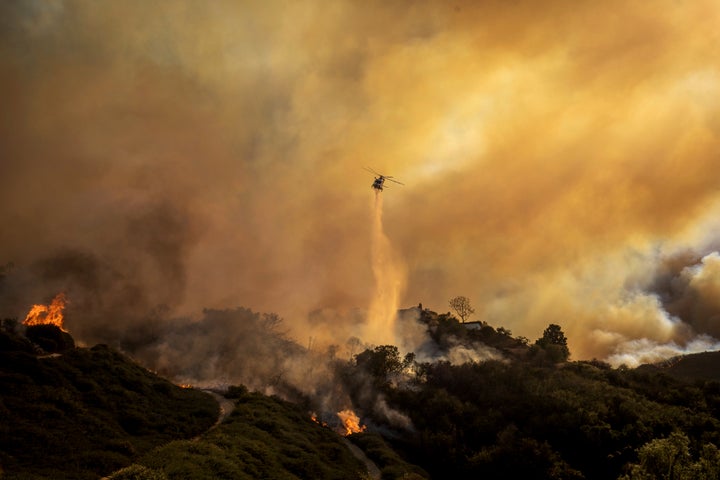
355,345 -> 414,382
534,324 -> 570,362
449,296 -> 475,323
619,432 -> 720,480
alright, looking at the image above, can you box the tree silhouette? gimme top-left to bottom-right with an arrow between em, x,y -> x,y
534,324 -> 570,362
355,345 -> 413,381
449,296 -> 475,323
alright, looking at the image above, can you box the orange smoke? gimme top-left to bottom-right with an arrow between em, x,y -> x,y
336,409 -> 367,436
23,293 -> 68,331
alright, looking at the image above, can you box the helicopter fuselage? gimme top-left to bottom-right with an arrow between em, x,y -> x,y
365,167 -> 403,191
372,176 -> 386,191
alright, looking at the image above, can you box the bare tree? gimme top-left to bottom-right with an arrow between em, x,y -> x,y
449,296 -> 475,323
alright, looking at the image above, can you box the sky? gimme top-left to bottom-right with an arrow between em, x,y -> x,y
3,0 -> 720,367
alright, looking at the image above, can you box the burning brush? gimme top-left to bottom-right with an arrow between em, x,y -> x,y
310,409 -> 367,436
336,409 -> 367,436
23,293 -> 68,331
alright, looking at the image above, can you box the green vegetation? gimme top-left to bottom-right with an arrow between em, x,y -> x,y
348,432 -> 428,480
0,322 -> 372,480
619,431 -> 720,479
382,360 -> 720,479
135,390 -> 367,480
5,306 -> 720,479
0,327 -> 218,479
341,312 -> 720,479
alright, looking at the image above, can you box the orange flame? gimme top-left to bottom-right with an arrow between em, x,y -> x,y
310,412 -> 328,427
336,409 -> 367,436
23,293 -> 68,331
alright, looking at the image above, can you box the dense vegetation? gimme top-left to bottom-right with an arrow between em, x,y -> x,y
0,326 -> 218,479
118,388 -> 368,480
0,325 -> 380,480
340,311 -> 720,479
347,432 -> 429,480
5,305 -> 720,479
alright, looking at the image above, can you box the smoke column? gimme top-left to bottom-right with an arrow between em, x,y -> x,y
363,192 -> 406,346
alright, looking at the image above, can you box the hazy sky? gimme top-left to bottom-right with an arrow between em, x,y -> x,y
3,0 -> 720,365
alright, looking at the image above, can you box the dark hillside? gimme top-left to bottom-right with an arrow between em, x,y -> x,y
0,325 -> 387,480
339,311 -> 720,480
0,327 -> 218,480
351,359 -> 720,479
5,309 -> 720,480
638,350 -> 720,382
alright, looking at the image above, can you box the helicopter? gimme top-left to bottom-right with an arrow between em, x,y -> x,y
364,167 -> 404,192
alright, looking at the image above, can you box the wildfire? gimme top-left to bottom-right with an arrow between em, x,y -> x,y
336,409 -> 367,436
23,293 -> 68,331
310,412 -> 328,427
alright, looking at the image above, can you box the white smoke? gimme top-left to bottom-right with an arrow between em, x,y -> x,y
605,335 -> 720,368
372,395 -> 413,430
590,250 -> 720,367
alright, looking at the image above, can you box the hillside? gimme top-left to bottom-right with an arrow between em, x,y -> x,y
4,311 -> 720,479
118,387 -> 369,480
334,313 -> 720,479
0,326 -> 219,479
637,350 -> 720,382
0,325 -> 405,480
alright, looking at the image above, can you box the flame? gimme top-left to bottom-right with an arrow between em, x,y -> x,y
23,293 -> 68,331
336,409 -> 367,436
310,412 -> 328,427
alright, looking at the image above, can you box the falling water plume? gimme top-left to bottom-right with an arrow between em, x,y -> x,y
364,192 -> 406,346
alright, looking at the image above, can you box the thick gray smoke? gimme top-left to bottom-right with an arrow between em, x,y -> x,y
0,200 -> 194,346
650,251 -> 720,338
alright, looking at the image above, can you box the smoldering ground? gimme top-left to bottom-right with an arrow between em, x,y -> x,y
3,0 -> 720,376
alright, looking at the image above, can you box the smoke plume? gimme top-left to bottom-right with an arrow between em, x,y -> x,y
3,0 -> 720,376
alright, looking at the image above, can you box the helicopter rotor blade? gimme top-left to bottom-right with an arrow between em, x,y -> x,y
364,166 -> 382,176
386,178 -> 404,185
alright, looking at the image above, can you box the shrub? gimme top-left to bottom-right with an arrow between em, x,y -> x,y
109,464 -> 168,480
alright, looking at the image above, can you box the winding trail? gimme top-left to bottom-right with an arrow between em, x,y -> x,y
107,390 -> 380,479
103,390 -> 236,478
202,390 -> 236,430
342,438 -> 381,480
